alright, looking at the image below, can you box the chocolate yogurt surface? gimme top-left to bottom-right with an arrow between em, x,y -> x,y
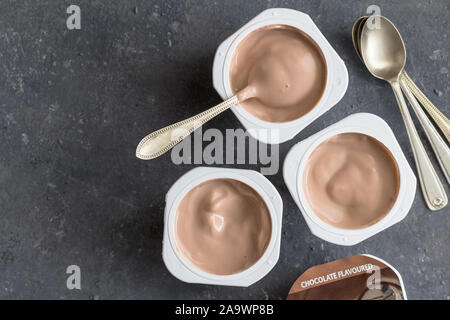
230,24 -> 327,122
303,133 -> 400,229
175,178 -> 272,275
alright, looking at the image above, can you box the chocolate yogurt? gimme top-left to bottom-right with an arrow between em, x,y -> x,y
175,178 -> 272,275
283,113 -> 416,245
303,133 -> 400,229
230,24 -> 327,122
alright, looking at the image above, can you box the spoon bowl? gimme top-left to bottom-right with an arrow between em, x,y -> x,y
351,16 -> 366,60
354,16 -> 450,147
356,17 -> 368,58
360,17 -> 406,82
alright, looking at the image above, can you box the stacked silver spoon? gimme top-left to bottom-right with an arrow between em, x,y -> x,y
352,16 -> 449,211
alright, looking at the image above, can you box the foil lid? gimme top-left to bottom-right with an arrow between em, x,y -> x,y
287,255 -> 405,300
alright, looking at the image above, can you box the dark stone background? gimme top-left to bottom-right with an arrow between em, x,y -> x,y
0,0 -> 448,299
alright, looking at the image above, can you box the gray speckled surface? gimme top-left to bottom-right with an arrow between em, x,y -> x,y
0,0 -> 448,300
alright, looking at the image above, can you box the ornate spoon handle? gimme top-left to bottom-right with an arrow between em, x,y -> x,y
391,81 -> 447,211
402,71 -> 450,143
400,78 -> 450,185
136,96 -> 239,160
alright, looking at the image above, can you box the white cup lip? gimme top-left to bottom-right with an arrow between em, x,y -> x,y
221,17 -> 333,129
283,113 -> 417,245
164,167 -> 282,284
296,127 -> 405,236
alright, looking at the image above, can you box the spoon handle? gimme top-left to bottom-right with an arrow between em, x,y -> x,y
400,79 -> 450,185
391,81 -> 447,211
136,95 -> 239,160
402,71 -> 450,143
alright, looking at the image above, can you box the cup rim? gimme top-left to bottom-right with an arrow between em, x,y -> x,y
222,18 -> 333,128
166,170 -> 280,282
296,127 -> 408,237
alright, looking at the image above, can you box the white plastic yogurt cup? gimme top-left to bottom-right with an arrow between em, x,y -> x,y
283,113 -> 417,246
162,167 -> 283,286
212,8 -> 348,144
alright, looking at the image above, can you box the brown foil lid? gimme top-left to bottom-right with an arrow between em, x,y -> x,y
287,255 -> 405,300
